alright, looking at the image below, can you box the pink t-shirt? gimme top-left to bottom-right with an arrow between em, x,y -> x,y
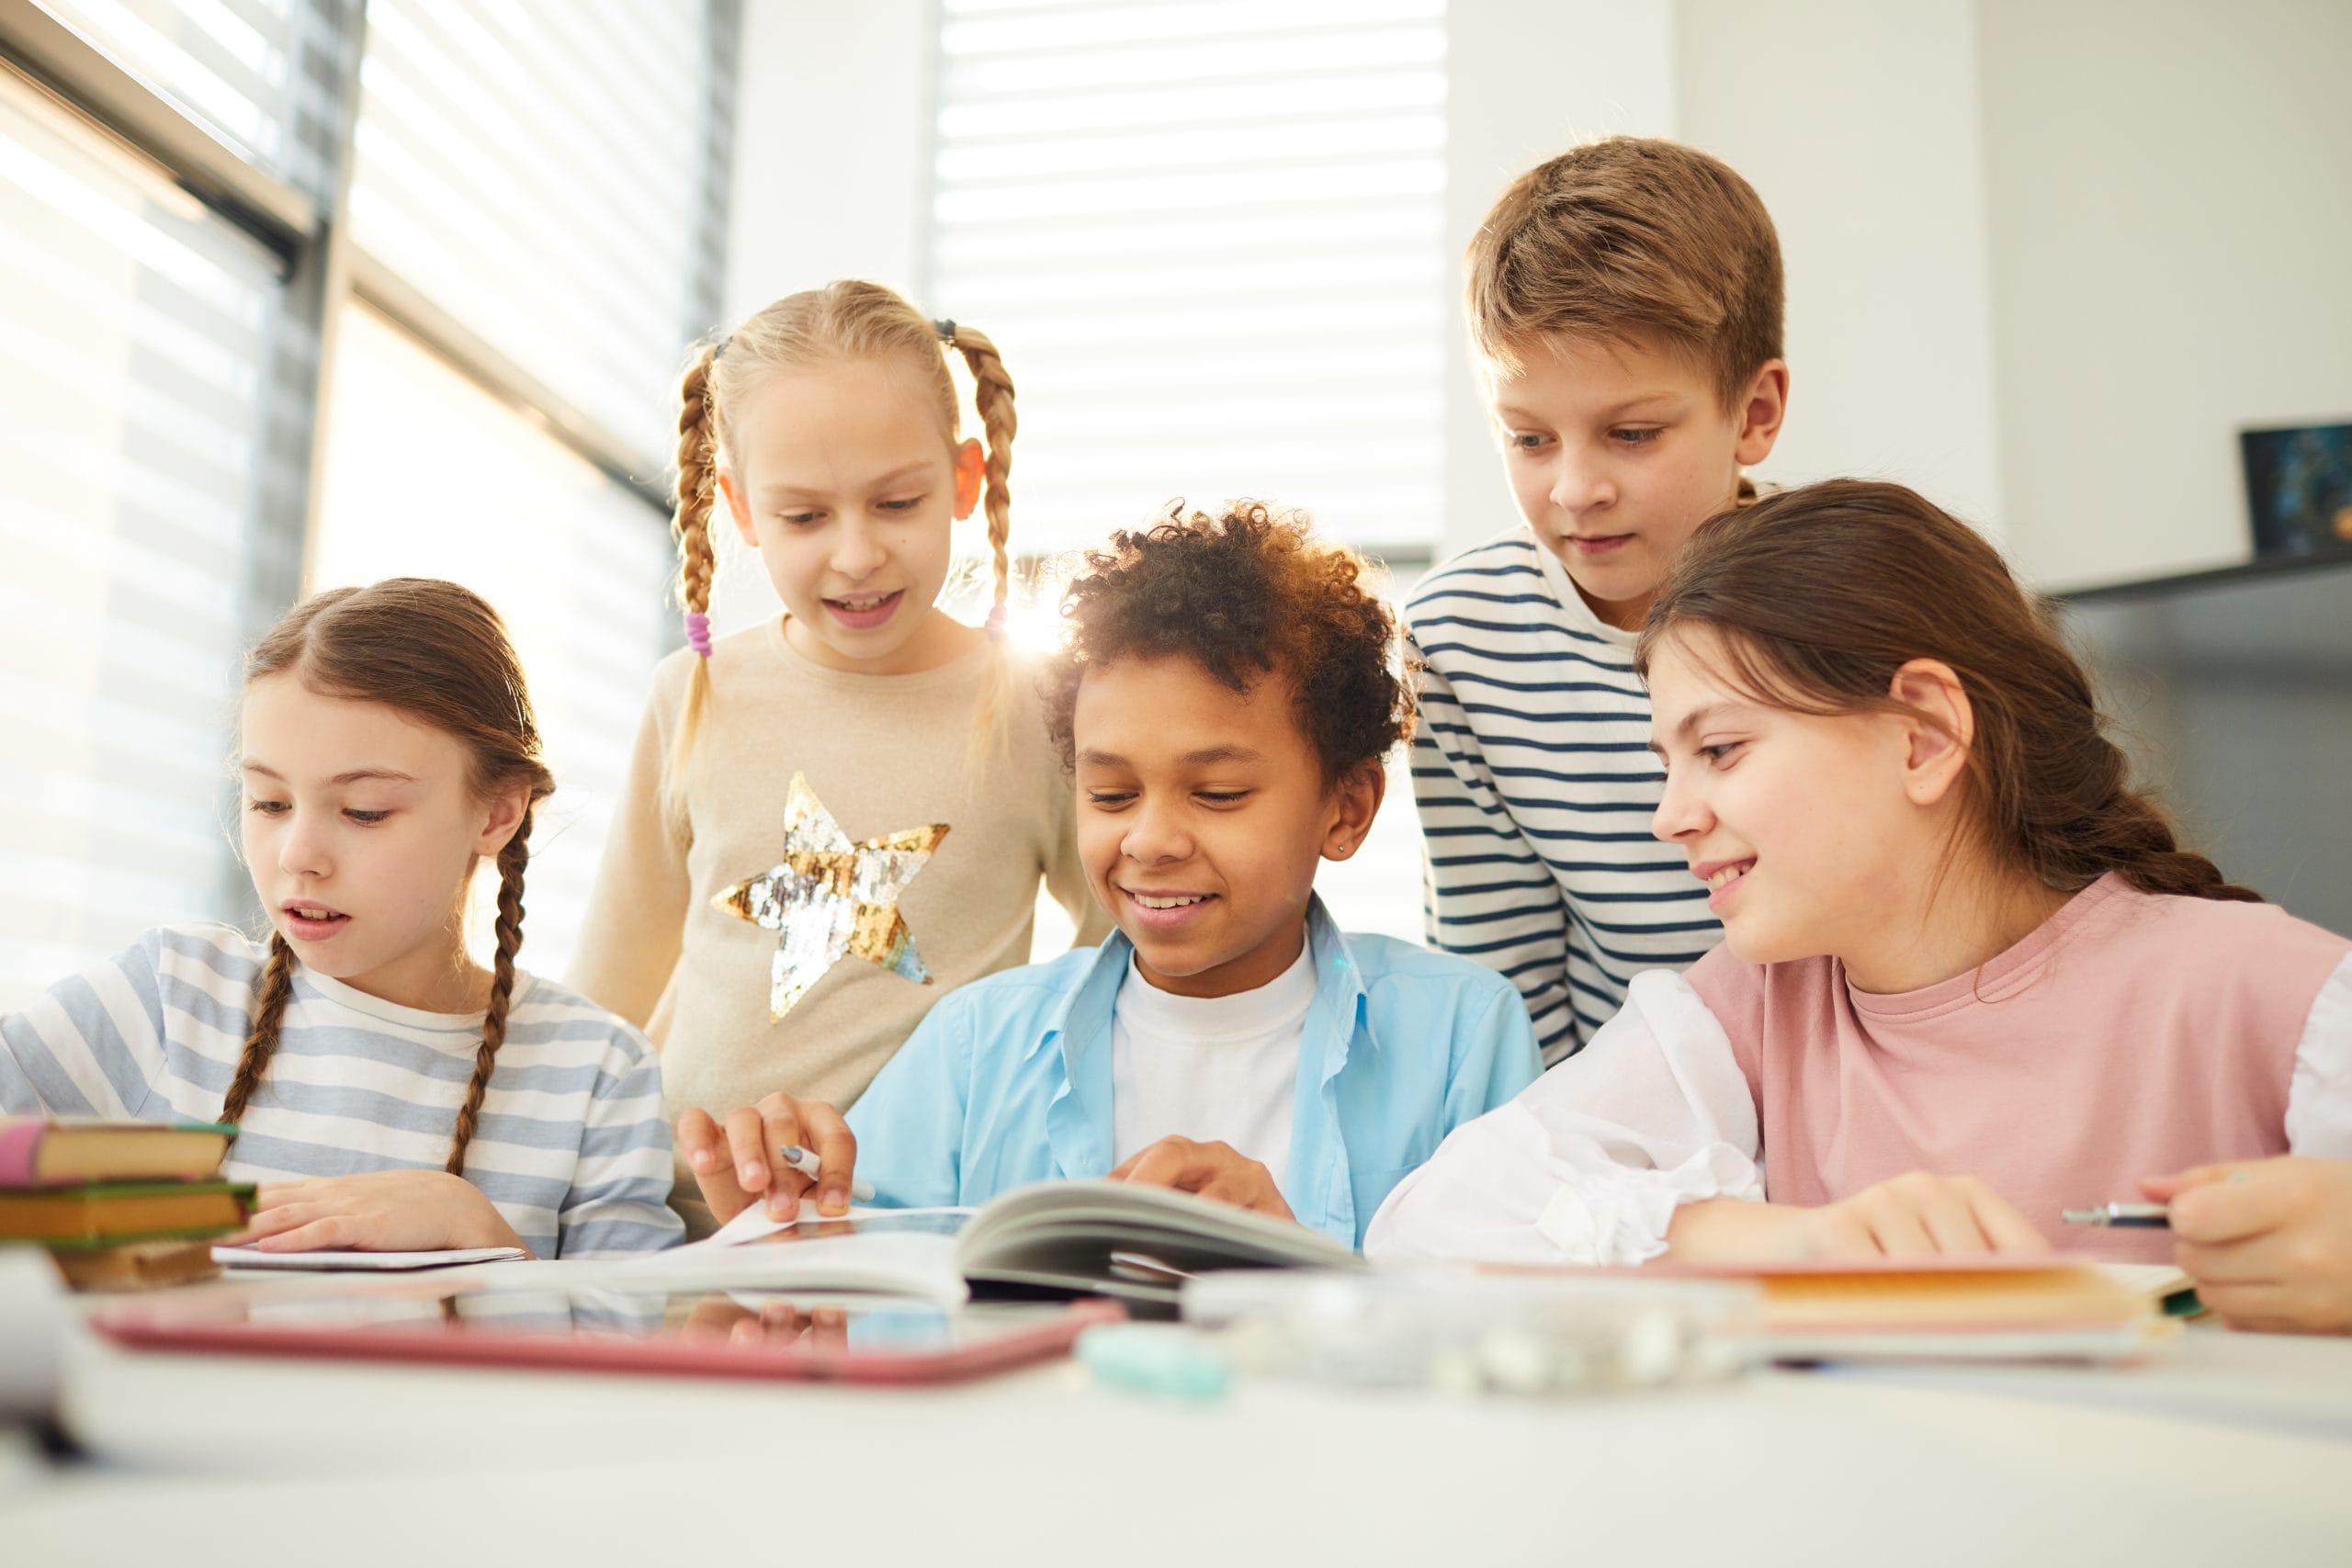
1685,874 -> 2351,1258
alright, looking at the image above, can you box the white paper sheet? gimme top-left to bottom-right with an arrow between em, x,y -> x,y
602,1201 -> 978,1300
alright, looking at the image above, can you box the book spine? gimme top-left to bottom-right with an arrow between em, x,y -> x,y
0,1121 -> 44,1187
41,1223 -> 252,1251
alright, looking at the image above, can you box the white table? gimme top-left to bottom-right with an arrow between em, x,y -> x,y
7,1276 -> 2351,1568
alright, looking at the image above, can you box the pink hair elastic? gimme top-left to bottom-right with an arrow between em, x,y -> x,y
684,611 -> 713,657
984,602 -> 1008,641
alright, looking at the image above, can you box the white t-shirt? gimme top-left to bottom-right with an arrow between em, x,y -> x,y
1110,943 -> 1317,1187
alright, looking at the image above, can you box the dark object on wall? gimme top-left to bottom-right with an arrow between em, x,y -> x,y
2240,422 -> 2352,558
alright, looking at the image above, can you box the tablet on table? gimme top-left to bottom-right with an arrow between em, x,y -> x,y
89,1282 -> 1121,1384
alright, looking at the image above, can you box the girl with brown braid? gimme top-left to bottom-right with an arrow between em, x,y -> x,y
1369,480 -> 2351,1277
1,580 -> 684,1259
568,280 -> 1104,1232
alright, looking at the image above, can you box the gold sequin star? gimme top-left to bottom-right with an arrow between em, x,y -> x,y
713,773 -> 950,1021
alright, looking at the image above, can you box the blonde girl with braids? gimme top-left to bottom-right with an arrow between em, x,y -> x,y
569,280 -> 1104,1227
1369,480 -> 2352,1279
0,580 -> 684,1259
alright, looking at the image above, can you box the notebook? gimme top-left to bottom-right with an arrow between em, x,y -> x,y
212,1245 -> 528,1271
1488,1254 -> 2192,1363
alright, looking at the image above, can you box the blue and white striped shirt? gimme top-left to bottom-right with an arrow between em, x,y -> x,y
1,925 -> 683,1258
1406,528 -> 1722,1064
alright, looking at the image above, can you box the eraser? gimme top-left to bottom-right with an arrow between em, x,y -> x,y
1076,1324 -> 1231,1400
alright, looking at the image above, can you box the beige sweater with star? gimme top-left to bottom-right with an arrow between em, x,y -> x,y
567,618 -> 1106,1135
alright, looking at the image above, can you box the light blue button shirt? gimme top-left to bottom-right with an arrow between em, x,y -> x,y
846,899 -> 1541,1247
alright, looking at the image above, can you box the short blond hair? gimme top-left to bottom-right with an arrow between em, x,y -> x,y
1465,137 -> 1783,409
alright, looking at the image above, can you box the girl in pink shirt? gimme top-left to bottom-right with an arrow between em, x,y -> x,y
1369,480 -> 2352,1324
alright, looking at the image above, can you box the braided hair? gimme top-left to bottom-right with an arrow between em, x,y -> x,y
235,580 -> 559,1171
665,280 -> 1024,779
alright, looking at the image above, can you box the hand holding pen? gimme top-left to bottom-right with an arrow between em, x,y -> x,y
2061,1201 -> 2172,1229
2139,1157 -> 2352,1336
779,1144 -> 875,1205
676,1091 -> 864,1224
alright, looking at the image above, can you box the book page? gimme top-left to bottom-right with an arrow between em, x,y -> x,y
610,1205 -> 978,1302
701,1200 -> 974,1250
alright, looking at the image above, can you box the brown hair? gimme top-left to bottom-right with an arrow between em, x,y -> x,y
1634,479 -> 2258,903
227,579 -> 560,1172
1042,500 -> 1412,784
1466,136 -> 1783,409
670,279 -> 1018,777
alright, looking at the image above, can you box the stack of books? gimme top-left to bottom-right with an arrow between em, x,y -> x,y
0,1118 -> 251,1291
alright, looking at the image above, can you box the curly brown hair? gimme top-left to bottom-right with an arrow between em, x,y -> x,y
1043,500 -> 1412,784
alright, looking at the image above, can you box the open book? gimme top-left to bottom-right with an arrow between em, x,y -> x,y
621,1180 -> 1361,1306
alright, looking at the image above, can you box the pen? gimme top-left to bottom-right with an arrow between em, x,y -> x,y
778,1143 -> 875,1204
2061,1201 -> 2170,1229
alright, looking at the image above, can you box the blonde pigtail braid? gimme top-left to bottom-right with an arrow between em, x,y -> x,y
220,934 -> 299,1129
944,323 -> 1020,768
668,342 -> 723,788
945,324 -> 1018,629
446,807 -> 533,1175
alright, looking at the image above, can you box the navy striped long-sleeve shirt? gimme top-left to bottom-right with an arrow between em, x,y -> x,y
1405,528 -> 1722,1064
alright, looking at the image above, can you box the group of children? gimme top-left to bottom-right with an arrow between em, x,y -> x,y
6,139 -> 2348,1336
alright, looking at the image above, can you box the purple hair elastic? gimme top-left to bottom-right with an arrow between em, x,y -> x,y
984,602 -> 1009,641
684,611 -> 713,657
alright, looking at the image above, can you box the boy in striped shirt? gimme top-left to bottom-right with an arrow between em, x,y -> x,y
1409,138 -> 1791,1062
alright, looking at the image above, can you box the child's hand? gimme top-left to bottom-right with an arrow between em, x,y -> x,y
1106,1136 -> 1295,1223
1791,1172 -> 2050,1259
680,1293 -> 851,1352
676,1093 -> 857,1224
1669,1172 -> 2047,1261
228,1171 -> 529,1256
2141,1157 -> 2352,1335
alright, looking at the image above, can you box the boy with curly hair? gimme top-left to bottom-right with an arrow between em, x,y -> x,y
1410,137 -> 1792,1063
681,502 -> 1539,1245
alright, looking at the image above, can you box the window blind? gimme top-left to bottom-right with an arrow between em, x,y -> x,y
347,0 -> 735,459
35,0 -> 355,203
310,304 -> 675,980
0,77 -> 292,1007
928,0 -> 1449,556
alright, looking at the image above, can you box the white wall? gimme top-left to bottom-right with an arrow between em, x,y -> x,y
721,1 -> 2352,598
1445,0 -> 2352,590
1438,1 -> 1677,561
1975,0 -> 2352,589
1676,0 -> 2007,539
1440,1 -> 2008,559
721,0 -> 933,321
710,0 -> 937,637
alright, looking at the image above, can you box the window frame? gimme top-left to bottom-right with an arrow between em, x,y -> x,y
0,0 -> 729,934
0,0 -> 697,557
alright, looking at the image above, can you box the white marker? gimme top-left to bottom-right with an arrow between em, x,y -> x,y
779,1143 -> 875,1204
